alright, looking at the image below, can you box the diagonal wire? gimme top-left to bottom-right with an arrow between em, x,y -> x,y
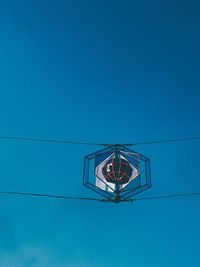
126,136 -> 200,146
0,135 -> 105,146
0,190 -> 104,202
134,192 -> 200,201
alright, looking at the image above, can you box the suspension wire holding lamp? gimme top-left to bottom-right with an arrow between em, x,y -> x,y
0,134 -> 199,204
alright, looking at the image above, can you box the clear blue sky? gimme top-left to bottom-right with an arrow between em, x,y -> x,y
0,0 -> 200,266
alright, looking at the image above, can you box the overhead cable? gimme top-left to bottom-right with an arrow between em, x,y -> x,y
0,190 -> 103,202
0,190 -> 200,203
0,135 -> 103,146
130,136 -> 200,146
0,134 -> 199,146
134,192 -> 200,201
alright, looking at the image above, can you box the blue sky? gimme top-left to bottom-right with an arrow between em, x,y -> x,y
0,0 -> 200,266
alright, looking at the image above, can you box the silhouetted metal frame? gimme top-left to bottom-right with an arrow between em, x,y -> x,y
83,147 -> 114,200
118,146 -> 151,199
83,145 -> 151,201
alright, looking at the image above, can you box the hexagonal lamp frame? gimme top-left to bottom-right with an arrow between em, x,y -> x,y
83,145 -> 151,202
